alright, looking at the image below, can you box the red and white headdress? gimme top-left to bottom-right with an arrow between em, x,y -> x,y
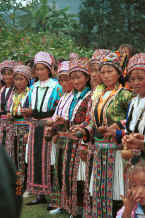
57,61 -> 70,77
69,57 -> 89,75
91,49 -> 110,64
127,53 -> 145,74
0,60 -> 17,73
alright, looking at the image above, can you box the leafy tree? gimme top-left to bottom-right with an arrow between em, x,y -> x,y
0,0 -> 87,63
79,0 -> 145,50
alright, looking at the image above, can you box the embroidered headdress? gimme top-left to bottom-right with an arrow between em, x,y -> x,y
127,53 -> 145,74
91,49 -> 110,64
69,53 -> 79,61
13,65 -> 31,82
100,52 -> 122,74
57,61 -> 70,77
0,60 -> 16,73
34,51 -> 54,71
69,57 -> 89,75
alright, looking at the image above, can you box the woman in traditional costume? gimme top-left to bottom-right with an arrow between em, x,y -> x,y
114,53 -> 145,166
8,65 -> 31,196
59,58 -> 91,218
82,49 -> 111,218
76,52 -> 133,218
0,60 -> 16,152
44,61 -> 74,214
0,60 -> 16,115
24,51 -> 63,205
89,49 -> 110,91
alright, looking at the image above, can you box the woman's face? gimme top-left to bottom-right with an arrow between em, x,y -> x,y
2,69 -> 14,87
90,63 -> 101,89
100,65 -> 120,88
14,74 -> 28,92
70,71 -> 89,91
130,170 -> 145,206
129,69 -> 145,97
35,63 -> 50,81
59,74 -> 73,93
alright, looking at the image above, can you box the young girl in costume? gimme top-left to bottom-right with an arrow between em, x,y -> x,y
60,58 -> 91,218
45,61 -> 74,214
8,65 -> 31,196
116,159 -> 145,218
0,61 -> 16,151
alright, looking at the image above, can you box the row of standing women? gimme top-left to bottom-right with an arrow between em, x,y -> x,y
0,45 -> 145,218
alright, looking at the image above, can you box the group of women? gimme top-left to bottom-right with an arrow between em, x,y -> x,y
0,44 -> 145,218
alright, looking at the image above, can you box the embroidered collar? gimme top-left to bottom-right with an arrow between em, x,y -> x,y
34,78 -> 58,88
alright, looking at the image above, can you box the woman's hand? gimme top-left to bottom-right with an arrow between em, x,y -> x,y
44,126 -> 53,137
103,127 -> 116,138
7,113 -> 12,119
70,125 -> 87,138
70,125 -> 86,135
122,133 -> 144,150
97,126 -> 107,135
45,118 -> 54,126
21,108 -> 32,118
98,125 -> 116,141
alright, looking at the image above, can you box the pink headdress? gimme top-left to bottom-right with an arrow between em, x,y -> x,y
57,61 -> 70,77
13,65 -> 31,82
127,53 -> 145,74
34,51 -> 54,71
69,53 -> 79,61
0,60 -> 17,73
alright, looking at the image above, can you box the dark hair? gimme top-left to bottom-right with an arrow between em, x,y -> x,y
1,80 -> 5,86
25,59 -> 34,69
1,68 -> 13,75
57,57 -> 66,64
119,44 -> 137,57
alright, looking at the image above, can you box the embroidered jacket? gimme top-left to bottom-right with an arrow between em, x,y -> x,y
0,86 -> 14,114
85,84 -> 133,138
116,95 -> 145,143
10,87 -> 29,118
52,91 -> 74,121
28,78 -> 63,118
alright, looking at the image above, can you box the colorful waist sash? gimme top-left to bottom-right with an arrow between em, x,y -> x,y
95,137 -> 118,149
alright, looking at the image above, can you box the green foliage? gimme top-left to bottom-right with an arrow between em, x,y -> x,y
0,0 -> 92,62
1,0 -> 144,63
79,0 -> 145,50
0,28 -> 92,62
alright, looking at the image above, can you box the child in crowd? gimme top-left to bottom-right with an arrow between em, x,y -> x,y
116,159 -> 145,217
